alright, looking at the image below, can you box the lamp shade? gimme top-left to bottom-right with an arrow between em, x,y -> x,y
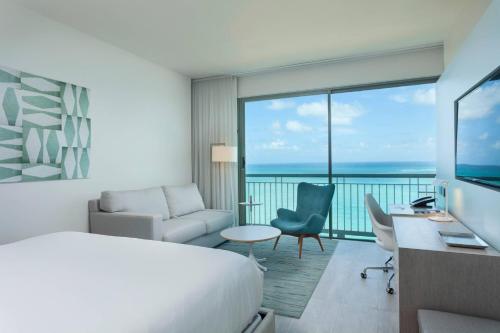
211,145 -> 237,162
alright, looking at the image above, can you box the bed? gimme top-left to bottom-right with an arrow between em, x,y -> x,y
0,232 -> 268,333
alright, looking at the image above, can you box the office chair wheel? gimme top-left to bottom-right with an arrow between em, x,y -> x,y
360,272 -> 367,279
386,287 -> 394,294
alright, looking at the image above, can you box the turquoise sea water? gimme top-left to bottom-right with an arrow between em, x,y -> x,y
244,161 -> 436,238
247,161 -> 436,175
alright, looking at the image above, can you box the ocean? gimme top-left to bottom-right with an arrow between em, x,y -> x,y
244,161 -> 436,238
247,161 -> 436,175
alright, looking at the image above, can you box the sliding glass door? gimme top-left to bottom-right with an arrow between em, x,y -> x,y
329,82 -> 437,238
238,79 -> 437,239
239,93 -> 331,233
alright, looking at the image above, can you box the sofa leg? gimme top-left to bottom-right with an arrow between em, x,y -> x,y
298,235 -> 304,259
273,236 -> 280,250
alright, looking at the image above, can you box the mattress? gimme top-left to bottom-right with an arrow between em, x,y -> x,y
0,232 -> 263,333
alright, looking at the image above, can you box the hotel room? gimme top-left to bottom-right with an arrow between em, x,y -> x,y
0,0 -> 499,332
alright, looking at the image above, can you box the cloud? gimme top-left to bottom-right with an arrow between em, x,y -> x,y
459,81 -> 500,120
388,87 -> 436,106
260,139 -> 299,151
286,120 -> 312,132
384,142 -> 412,150
389,95 -> 408,103
331,101 -> 363,125
261,139 -> 285,150
493,141 -> 500,150
271,121 -> 281,130
413,87 -> 436,105
385,137 -> 434,150
297,100 -> 362,126
333,127 -> 357,135
297,101 -> 327,117
268,99 -> 295,110
479,132 -> 489,140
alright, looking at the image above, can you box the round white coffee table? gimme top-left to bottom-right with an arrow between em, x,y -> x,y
221,225 -> 281,272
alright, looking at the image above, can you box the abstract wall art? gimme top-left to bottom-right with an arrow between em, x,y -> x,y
0,65 -> 91,183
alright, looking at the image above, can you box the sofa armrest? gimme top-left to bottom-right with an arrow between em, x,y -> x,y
89,212 -> 163,241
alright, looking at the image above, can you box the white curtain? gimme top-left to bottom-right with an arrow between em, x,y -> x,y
192,77 -> 238,219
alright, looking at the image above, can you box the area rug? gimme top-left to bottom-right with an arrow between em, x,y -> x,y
218,236 -> 337,318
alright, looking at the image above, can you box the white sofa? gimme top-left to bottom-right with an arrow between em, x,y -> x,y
89,184 -> 234,247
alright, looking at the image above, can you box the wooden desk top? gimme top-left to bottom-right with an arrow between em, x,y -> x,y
393,216 -> 500,256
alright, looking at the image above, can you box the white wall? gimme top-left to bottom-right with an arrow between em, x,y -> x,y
0,1 -> 191,244
437,1 -> 500,249
443,0 -> 491,67
238,46 -> 444,98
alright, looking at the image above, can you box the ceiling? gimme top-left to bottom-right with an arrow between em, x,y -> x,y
18,0 -> 491,78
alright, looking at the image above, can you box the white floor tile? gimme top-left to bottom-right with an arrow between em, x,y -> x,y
276,240 -> 397,333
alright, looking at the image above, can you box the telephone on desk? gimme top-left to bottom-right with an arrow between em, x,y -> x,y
411,196 -> 436,208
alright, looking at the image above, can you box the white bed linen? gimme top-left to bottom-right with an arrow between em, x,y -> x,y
0,232 -> 263,333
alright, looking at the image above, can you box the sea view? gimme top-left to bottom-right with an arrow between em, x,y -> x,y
244,161 -> 436,238
247,161 -> 436,175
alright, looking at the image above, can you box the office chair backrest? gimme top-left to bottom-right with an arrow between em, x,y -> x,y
296,182 -> 335,221
365,193 -> 395,251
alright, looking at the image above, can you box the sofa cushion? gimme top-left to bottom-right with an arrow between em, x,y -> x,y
162,183 -> 205,217
162,219 -> 206,243
179,210 -> 233,234
100,187 -> 170,220
418,309 -> 500,333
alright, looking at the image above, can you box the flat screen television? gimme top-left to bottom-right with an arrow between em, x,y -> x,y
455,65 -> 500,191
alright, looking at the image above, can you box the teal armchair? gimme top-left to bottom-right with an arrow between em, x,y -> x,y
271,182 -> 335,258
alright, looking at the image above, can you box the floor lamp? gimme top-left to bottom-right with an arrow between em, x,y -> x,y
211,144 -> 237,209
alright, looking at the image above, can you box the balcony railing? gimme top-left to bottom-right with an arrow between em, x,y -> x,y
243,173 -> 436,239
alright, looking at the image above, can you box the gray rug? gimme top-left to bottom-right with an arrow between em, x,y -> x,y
218,236 -> 337,318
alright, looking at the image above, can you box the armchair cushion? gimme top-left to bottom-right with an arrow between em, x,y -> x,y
271,183 -> 335,236
271,213 -> 325,234
304,213 -> 328,234
277,208 -> 300,221
271,218 -> 307,234
296,183 -> 335,221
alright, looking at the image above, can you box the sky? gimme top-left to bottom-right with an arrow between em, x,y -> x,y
245,82 -> 437,165
456,78 -> 500,166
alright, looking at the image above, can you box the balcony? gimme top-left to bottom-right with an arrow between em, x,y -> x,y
243,173 -> 436,239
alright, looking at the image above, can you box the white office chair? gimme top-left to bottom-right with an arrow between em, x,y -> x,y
361,193 -> 395,294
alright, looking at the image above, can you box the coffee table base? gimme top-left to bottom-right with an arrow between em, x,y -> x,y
248,243 -> 268,271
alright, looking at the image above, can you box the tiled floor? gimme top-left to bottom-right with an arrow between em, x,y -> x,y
275,239 -> 398,333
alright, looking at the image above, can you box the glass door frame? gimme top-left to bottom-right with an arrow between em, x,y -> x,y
237,76 -> 439,239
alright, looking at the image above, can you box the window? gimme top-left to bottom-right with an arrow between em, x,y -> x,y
239,79 -> 437,239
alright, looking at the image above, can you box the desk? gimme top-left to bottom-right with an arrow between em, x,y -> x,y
393,216 -> 500,333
